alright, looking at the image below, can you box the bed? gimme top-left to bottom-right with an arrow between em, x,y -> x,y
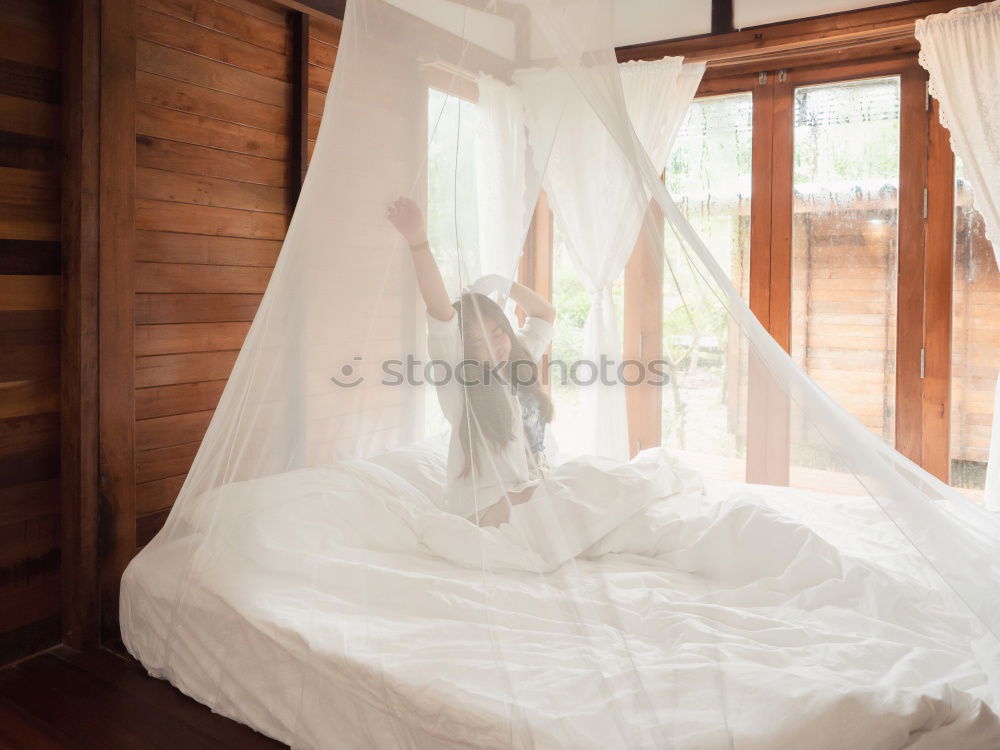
121,443 -> 1000,749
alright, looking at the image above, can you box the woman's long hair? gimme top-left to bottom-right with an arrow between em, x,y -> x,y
454,293 -> 553,478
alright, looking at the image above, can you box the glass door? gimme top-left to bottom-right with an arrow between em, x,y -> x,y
789,75 -> 902,458
660,91 -> 753,480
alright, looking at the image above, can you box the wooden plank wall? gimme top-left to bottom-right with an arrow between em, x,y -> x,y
0,0 -> 63,664
132,0 -> 339,550
951,196 -> 1000,467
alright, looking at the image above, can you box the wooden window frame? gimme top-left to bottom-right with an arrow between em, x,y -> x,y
770,56 -> 930,468
922,99 -> 955,482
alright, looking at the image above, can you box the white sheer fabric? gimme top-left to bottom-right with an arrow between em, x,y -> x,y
475,75 -> 531,282
117,2 -> 1000,747
619,59 -> 705,178
531,57 -> 704,460
917,1 -> 1000,510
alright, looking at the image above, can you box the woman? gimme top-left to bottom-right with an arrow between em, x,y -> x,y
387,196 -> 555,527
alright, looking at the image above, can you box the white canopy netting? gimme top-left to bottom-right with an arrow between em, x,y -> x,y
121,1 -> 1000,747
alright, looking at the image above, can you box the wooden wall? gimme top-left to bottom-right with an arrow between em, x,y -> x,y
131,0 -> 339,551
0,0 -> 342,660
0,0 -> 63,664
951,196 -> 1000,469
790,209 -> 898,443
787,197 -> 1000,473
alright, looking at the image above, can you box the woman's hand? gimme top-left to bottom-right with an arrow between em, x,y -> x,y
387,197 -> 427,246
390,196 -> 453,321
507,281 -> 556,324
474,487 -> 534,528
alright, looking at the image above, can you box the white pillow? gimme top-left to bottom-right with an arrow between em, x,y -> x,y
367,438 -> 448,507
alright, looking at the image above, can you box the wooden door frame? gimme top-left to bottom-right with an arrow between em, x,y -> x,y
625,52 -> 936,483
61,0 -> 102,650
775,56 -> 929,466
96,0 -> 137,643
922,99 -> 955,482
896,62 -> 932,465
60,0 -> 136,650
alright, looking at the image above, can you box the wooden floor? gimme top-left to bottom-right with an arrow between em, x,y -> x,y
0,647 -> 285,749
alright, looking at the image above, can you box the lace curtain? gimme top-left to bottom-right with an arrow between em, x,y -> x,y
917,1 -> 1000,509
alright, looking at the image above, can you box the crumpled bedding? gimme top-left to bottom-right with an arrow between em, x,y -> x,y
121,444 -> 1000,749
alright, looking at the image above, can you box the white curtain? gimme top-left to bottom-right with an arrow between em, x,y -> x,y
475,75 -> 531,282
619,60 -> 706,174
917,1 -> 1000,262
534,57 -> 704,460
917,1 -> 1000,509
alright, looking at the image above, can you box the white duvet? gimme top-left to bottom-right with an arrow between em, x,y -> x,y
121,444 -> 1000,749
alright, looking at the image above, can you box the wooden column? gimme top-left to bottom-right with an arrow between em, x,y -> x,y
922,97 -> 955,481
291,10 -> 310,204
746,69 -> 791,486
624,202 -> 664,456
748,73 -> 774,332
767,70 -> 794,354
518,192 -> 553,401
98,0 -> 136,640
895,65 -> 930,465
745,73 -> 774,485
519,191 -> 553,303
61,0 -> 101,649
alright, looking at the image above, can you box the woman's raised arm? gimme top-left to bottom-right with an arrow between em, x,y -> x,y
507,281 -> 556,324
387,197 -> 455,322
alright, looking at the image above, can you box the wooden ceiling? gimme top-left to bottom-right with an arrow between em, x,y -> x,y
280,0 -> 345,20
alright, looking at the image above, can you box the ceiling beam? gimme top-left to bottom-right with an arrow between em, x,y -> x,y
711,0 -> 734,35
279,0 -> 345,20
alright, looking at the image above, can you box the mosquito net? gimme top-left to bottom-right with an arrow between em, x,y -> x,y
121,0 -> 1000,747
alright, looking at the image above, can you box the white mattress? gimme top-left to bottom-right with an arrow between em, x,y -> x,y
121,447 -> 1000,749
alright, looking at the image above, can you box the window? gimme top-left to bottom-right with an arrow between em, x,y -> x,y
426,87 -> 479,297
660,92 -> 753,478
424,86 -> 479,436
520,52 -> 995,497
612,54 -> 999,495
790,76 -> 901,448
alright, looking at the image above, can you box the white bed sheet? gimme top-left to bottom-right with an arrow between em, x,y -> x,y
121,448 -> 1000,749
